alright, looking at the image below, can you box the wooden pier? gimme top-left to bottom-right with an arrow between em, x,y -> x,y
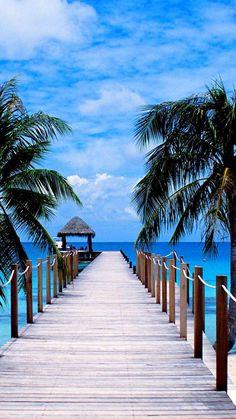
0,251 -> 235,418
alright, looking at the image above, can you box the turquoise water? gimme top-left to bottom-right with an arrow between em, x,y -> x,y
0,242 -> 230,348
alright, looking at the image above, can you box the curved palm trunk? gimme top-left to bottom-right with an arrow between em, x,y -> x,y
228,200 -> 236,350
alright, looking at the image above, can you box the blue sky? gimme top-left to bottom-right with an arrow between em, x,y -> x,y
1,0 -> 236,241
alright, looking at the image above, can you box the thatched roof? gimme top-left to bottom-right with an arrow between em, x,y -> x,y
57,216 -> 95,238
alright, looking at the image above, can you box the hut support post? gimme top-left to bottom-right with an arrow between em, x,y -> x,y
88,235 -> 93,253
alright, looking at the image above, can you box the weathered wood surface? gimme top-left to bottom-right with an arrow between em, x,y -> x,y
0,251 -> 235,418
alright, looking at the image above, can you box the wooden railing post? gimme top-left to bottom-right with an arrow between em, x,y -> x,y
141,253 -> 145,284
77,251 -> 79,277
136,252 -> 139,278
46,256 -> 51,304
53,255 -> 58,298
194,266 -> 203,358
70,252 -> 73,282
192,272 -> 194,314
144,254 -> 148,288
162,256 -> 167,313
147,254 -> 151,292
26,260 -> 33,323
156,255 -> 161,304
59,269 -> 63,293
38,258 -> 43,312
169,258 -> 175,323
180,262 -> 187,339
216,275 -> 228,392
151,254 -> 155,297
63,254 -> 67,288
75,251 -> 79,276
11,264 -> 18,338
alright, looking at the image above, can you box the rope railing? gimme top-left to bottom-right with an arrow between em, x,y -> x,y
32,262 -> 41,269
163,261 -> 169,271
172,265 -> 180,271
5,249 -> 80,342
135,249 -> 230,392
18,266 -> 29,277
198,274 -> 216,289
182,269 -> 194,282
0,270 -> 15,288
222,285 -> 236,303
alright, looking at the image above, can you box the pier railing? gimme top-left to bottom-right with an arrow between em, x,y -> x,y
2,250 -> 79,340
122,249 -> 233,393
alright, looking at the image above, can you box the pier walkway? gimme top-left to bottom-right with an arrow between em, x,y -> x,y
0,251 -> 235,418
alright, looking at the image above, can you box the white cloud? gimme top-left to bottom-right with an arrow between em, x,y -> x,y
124,206 -> 139,220
0,0 -> 97,59
67,172 -> 139,221
79,84 -> 144,116
67,175 -> 89,187
55,138 -> 145,177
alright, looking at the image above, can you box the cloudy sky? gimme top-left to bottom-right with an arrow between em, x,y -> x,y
1,0 -> 236,241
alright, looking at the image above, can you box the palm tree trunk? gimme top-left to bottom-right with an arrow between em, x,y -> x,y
228,200 -> 236,350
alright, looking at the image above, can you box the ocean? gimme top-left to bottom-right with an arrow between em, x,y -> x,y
0,241 -> 231,349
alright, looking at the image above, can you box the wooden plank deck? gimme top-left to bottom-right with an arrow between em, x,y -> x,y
0,251 -> 235,418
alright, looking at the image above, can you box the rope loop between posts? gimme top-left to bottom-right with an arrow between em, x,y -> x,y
182,269 -> 194,282
222,285 -> 236,303
172,265 -> 180,271
163,261 -> 169,271
32,262 -> 41,269
51,258 -> 56,267
164,251 -> 173,258
173,251 -> 180,261
0,270 -> 15,288
157,259 -> 162,267
198,275 -> 216,289
18,265 -> 29,277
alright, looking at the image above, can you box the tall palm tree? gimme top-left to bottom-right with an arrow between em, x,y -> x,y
133,79 -> 236,349
0,78 -> 81,306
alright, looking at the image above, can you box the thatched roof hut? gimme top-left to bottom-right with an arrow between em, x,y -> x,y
58,216 -> 95,252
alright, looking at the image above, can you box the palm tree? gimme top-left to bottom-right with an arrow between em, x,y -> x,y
0,78 -> 81,306
133,79 -> 236,349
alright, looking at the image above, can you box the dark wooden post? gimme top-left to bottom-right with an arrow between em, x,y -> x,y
77,251 -> 79,276
169,258 -> 175,323
59,269 -> 63,293
88,235 -> 93,252
11,264 -> 18,338
180,263 -> 187,339
62,235 -> 66,251
136,252 -> 139,278
187,267 -> 190,305
151,254 -> 155,297
53,255 -> 57,298
141,254 -> 145,284
192,272 -> 194,314
216,275 -> 228,392
26,260 -> 33,323
38,258 -> 43,312
144,254 -> 148,288
46,256 -> 51,304
63,254 -> 67,288
162,256 -> 167,313
156,255 -> 161,304
194,266 -> 203,358
70,252 -> 74,282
